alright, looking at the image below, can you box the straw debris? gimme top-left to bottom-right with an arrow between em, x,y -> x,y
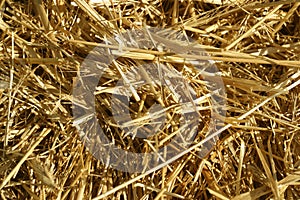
0,0 -> 299,199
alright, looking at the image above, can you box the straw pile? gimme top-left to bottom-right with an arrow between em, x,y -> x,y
0,0 -> 299,199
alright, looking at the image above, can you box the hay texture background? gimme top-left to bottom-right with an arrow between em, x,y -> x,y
0,0 -> 300,199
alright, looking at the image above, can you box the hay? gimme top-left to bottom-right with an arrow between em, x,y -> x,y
0,0 -> 300,199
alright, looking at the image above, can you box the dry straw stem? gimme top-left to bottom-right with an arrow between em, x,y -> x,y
0,0 -> 300,200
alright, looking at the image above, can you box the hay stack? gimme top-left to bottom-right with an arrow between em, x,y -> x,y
0,0 -> 299,199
